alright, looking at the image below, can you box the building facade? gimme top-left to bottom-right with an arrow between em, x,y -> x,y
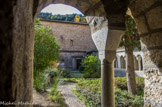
115,48 -> 143,71
41,20 -> 144,73
41,20 -> 97,70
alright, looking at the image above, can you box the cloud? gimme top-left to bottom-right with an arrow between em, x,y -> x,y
41,4 -> 83,15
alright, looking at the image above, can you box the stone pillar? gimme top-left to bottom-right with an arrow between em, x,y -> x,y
100,51 -> 116,107
137,56 -> 142,71
12,0 -> 34,105
118,56 -> 122,69
86,16 -> 124,107
0,0 -> 34,106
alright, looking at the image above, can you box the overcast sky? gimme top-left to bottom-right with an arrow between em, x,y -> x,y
41,4 -> 83,15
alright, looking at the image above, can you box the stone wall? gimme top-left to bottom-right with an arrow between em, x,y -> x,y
41,20 -> 96,51
60,52 -> 86,69
129,0 -> 162,106
41,20 -> 97,69
0,1 -> 15,101
0,0 -> 34,106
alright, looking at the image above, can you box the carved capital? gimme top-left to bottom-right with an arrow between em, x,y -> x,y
99,50 -> 116,63
86,16 -> 108,34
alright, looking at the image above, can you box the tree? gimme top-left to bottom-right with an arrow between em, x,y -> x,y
34,19 -> 60,77
120,15 -> 141,95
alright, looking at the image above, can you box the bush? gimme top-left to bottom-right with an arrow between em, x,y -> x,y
115,77 -> 144,96
115,88 -> 144,107
81,55 -> 101,78
34,19 -> 60,91
73,78 -> 144,107
115,77 -> 127,90
63,78 -> 85,83
61,69 -> 71,78
34,72 -> 48,91
34,19 -> 60,72
49,70 -> 64,104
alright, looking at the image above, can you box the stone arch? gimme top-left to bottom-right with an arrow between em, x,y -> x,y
33,0 -> 107,20
137,55 -> 143,71
128,0 -> 162,106
1,0 -> 162,107
120,56 -> 126,69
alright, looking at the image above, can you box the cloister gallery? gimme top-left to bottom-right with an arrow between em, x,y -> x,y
0,0 -> 162,107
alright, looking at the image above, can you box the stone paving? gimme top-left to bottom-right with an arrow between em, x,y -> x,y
58,82 -> 86,107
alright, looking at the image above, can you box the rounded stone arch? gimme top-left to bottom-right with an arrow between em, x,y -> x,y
137,55 -> 143,71
128,1 -> 162,106
33,0 -> 107,20
120,55 -> 126,69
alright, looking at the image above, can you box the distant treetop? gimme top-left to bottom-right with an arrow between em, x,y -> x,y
38,12 -> 87,23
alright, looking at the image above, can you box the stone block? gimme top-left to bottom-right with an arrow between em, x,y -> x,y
140,32 -> 162,47
146,6 -> 162,29
66,0 -> 78,7
134,16 -> 148,34
144,70 -> 162,107
89,0 -> 100,5
129,0 -> 158,17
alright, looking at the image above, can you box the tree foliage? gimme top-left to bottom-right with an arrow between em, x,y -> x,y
120,16 -> 141,50
81,55 -> 101,78
119,15 -> 140,95
37,12 -> 87,23
34,19 -> 60,73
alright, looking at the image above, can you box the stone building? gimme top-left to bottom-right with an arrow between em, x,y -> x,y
114,48 -> 144,77
115,49 -> 143,71
0,0 -> 162,107
40,20 -> 97,70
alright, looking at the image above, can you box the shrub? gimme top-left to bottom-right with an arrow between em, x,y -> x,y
61,69 -> 71,78
73,78 -> 144,107
49,70 -> 63,103
115,77 -> 144,96
115,77 -> 127,90
63,78 -> 85,83
81,55 -> 101,78
34,19 -> 60,91
34,72 -> 48,91
115,88 -> 144,107
34,19 -> 60,72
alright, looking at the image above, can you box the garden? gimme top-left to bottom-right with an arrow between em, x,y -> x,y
33,19 -> 144,107
63,77 -> 144,107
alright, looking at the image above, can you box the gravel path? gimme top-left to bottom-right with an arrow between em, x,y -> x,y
58,82 -> 86,107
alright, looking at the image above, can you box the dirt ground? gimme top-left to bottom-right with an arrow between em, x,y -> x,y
33,90 -> 60,107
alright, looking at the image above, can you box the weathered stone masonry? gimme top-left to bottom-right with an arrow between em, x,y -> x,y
129,0 -> 162,106
41,20 -> 97,70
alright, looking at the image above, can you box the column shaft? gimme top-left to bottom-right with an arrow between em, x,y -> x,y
101,59 -> 115,107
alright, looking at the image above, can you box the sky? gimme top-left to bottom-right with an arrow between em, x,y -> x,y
41,4 -> 83,15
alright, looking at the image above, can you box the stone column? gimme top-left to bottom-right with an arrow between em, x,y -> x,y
118,56 -> 122,69
86,16 -> 124,107
137,56 -> 142,71
100,51 -> 116,107
0,0 -> 34,106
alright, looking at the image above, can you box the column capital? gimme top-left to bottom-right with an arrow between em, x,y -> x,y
99,50 -> 116,63
86,16 -> 108,34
